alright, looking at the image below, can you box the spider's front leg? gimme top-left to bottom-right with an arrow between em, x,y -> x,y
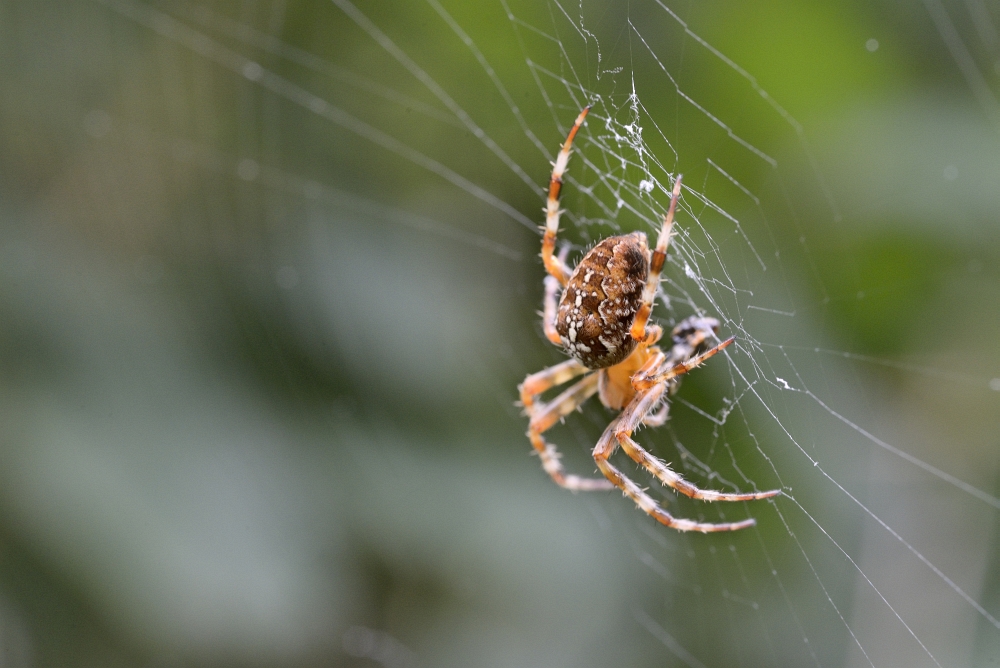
631,334 -> 735,393
519,366 -> 614,492
592,410 -> 757,532
641,401 -> 670,427
624,337 -> 781,505
593,354 -> 779,532
612,381 -> 781,504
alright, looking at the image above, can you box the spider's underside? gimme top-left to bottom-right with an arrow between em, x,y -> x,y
518,107 -> 780,533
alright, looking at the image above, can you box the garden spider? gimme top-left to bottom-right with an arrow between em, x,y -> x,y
519,107 -> 780,532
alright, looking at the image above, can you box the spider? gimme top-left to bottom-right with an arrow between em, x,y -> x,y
518,107 -> 780,532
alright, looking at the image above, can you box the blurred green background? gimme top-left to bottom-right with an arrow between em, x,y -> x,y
1,0 -> 999,666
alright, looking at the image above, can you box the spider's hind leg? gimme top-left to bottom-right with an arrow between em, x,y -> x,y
630,176 -> 683,343
541,107 -> 590,285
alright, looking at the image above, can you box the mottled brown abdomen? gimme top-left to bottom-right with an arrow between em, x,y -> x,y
556,233 -> 650,369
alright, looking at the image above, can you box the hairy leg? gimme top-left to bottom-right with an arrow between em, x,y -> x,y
541,245 -> 571,346
541,107 -> 590,285
632,335 -> 736,393
525,373 -> 614,491
612,384 -> 780,502
592,414 -> 759,533
630,176 -> 683,342
519,358 -> 589,412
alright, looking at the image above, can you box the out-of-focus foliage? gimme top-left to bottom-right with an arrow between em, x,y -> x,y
0,1 -> 999,667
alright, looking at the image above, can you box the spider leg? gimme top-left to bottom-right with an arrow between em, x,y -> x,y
542,239 -> 575,347
641,400 -> 670,427
541,107 -> 590,286
542,275 -> 562,345
666,316 -> 723,362
519,358 -> 589,412
633,336 -> 736,392
525,373 -> 615,491
630,315 -> 719,402
630,175 -> 683,343
613,383 -> 781,503
593,414 -> 758,533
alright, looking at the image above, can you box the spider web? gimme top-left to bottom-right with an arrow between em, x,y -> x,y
2,0 -> 1000,666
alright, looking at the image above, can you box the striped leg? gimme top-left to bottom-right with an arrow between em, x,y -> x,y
524,373 -> 614,491
630,175 -> 683,343
519,358 -> 588,412
541,245 -> 571,346
632,335 -> 736,393
641,401 -> 670,427
541,107 -> 590,286
612,384 -> 780,504
593,413 -> 758,533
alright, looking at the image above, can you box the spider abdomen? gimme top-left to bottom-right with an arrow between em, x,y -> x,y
556,232 -> 649,369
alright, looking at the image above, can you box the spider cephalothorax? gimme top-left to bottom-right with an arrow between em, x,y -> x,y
556,232 -> 648,369
518,106 -> 779,533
